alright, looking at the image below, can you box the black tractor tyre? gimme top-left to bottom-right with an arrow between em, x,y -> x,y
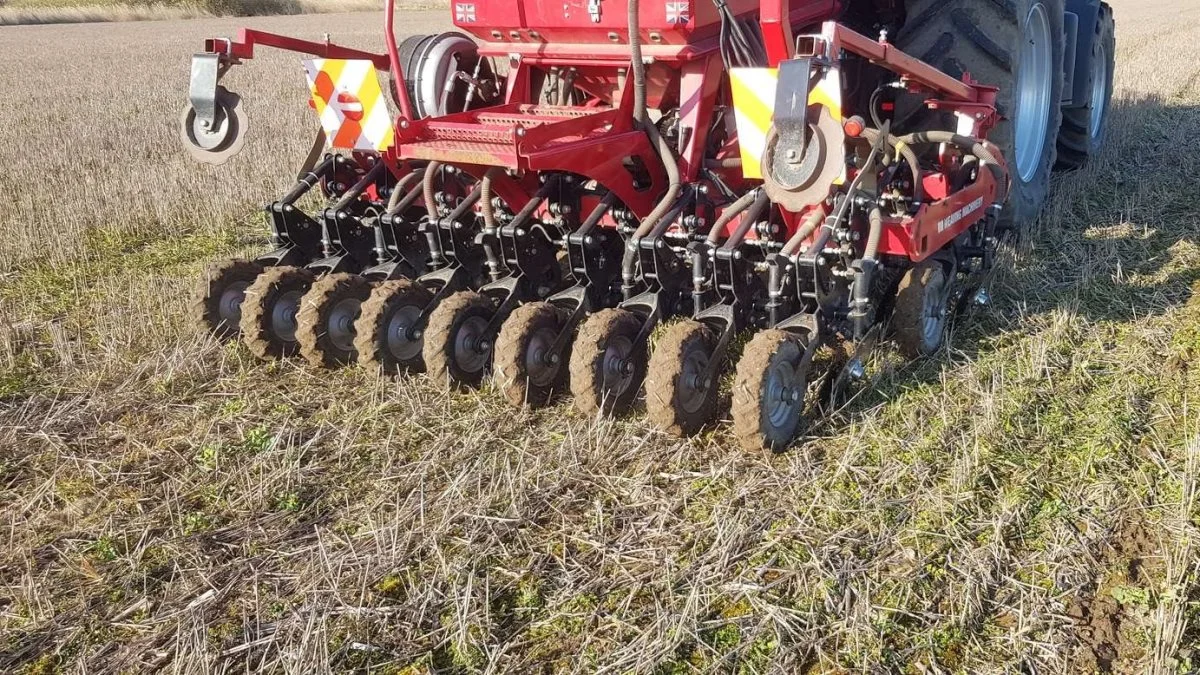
896,0 -> 1066,231
1056,3 -> 1116,169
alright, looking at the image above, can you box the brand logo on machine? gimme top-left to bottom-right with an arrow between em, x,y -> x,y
937,196 -> 984,233
666,1 -> 690,24
455,3 -> 477,21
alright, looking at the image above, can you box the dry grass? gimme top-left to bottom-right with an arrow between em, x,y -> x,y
0,0 -> 436,27
1,1 -> 1198,672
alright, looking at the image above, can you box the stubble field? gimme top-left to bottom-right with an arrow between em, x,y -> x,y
1,1 -> 1199,672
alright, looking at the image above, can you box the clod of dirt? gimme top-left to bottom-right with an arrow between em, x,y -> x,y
1068,521 -> 1159,673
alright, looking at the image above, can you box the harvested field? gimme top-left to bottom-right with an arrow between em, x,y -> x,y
0,1 -> 422,27
0,1 -> 1198,672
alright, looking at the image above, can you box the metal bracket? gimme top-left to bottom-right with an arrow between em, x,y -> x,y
189,52 -> 222,126
588,0 -> 602,23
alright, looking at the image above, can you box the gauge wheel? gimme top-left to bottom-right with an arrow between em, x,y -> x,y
494,302 -> 570,408
296,273 -> 373,368
239,266 -> 315,360
354,278 -> 434,374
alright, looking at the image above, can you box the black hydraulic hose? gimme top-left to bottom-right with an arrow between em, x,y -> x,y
282,155 -> 337,204
860,128 -> 923,205
780,209 -> 826,257
896,130 -> 1008,201
389,170 -> 430,215
332,162 -> 386,212
444,183 -> 483,225
422,160 -> 443,222
707,188 -> 767,246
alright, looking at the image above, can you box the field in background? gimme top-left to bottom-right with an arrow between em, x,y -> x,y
0,0 -> 434,26
1,1 -> 1198,672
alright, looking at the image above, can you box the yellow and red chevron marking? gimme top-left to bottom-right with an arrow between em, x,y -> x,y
729,66 -> 843,180
302,58 -> 394,152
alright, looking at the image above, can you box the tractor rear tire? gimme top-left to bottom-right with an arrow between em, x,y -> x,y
896,0 -> 1066,231
1056,3 -> 1116,169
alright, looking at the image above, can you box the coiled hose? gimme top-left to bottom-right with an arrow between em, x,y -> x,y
895,131 -> 1008,201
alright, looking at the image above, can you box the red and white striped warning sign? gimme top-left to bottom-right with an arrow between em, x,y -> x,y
302,58 -> 394,152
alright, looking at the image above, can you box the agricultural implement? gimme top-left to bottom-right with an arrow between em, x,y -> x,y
184,0 -> 1115,450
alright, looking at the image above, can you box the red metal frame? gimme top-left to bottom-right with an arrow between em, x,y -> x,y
206,29 -> 390,69
201,2 -> 1007,264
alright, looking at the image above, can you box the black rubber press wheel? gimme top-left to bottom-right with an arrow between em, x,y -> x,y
354,278 -> 433,374
493,302 -> 570,408
239,266 -> 315,360
193,259 -> 263,339
645,320 -> 720,437
296,273 -> 372,368
569,308 -> 646,416
731,329 -> 812,453
423,290 -> 496,389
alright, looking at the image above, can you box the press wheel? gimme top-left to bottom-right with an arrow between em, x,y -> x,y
731,329 -> 812,452
239,266 -> 315,360
423,290 -> 496,389
892,259 -> 952,358
354,279 -> 433,374
569,308 -> 646,416
645,320 -> 719,437
494,302 -> 569,408
193,258 -> 263,339
296,273 -> 372,368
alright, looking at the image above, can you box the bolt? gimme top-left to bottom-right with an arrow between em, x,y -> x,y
548,353 -> 560,365
972,288 -> 991,306
621,361 -> 635,376
411,328 -> 423,340
785,148 -> 799,161
790,388 -> 802,403
477,338 -> 491,352
846,358 -> 866,381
